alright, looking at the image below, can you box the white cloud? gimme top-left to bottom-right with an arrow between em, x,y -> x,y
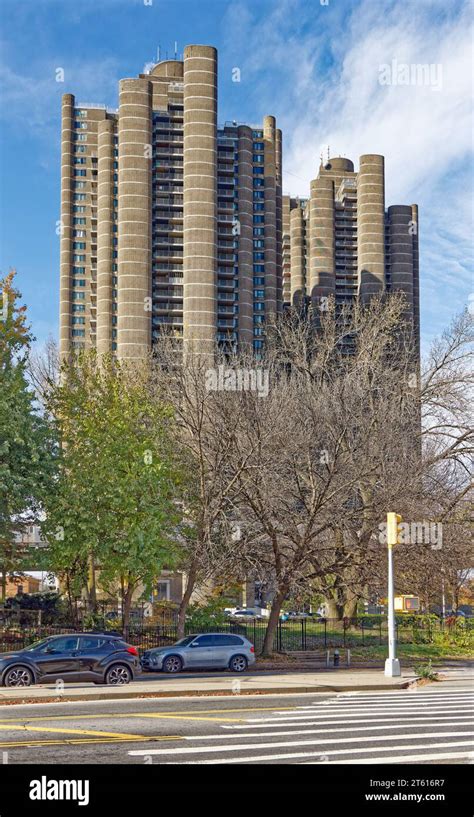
222,0 -> 473,340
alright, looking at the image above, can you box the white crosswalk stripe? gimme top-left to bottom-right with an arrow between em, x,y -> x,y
128,690 -> 474,764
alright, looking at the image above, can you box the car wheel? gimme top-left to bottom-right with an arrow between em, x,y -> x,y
105,664 -> 132,685
162,655 -> 183,674
3,666 -> 34,687
229,654 -> 248,673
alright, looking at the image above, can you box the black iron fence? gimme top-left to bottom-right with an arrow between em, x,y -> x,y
0,616 -> 471,654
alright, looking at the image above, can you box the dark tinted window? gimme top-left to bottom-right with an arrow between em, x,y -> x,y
78,636 -> 106,650
37,636 -> 79,653
192,635 -> 216,647
213,635 -> 244,646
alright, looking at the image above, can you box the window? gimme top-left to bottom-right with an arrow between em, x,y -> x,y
74,109 -> 87,118
74,157 -> 86,164
72,316 -> 85,325
74,194 -> 86,201
72,278 -> 86,286
36,636 -> 79,653
73,218 -> 86,225
253,252 -> 264,261
72,329 -> 85,337
254,178 -> 264,187
253,166 -> 264,175
72,291 -> 85,300
74,182 -> 86,189
253,190 -> 264,200
73,242 -> 86,250
254,289 -> 265,298
192,635 -> 215,647
73,255 -> 86,262
75,146 -> 86,154
213,635 -> 244,646
155,580 -> 170,601
75,122 -> 87,130
253,227 -> 264,236
78,636 -> 107,651
253,215 -> 264,224
73,231 -> 86,238
72,304 -> 85,312
74,169 -> 86,177
253,142 -> 264,151
253,276 -> 264,285
75,134 -> 87,141
254,339 -> 263,349
253,240 -> 264,248
253,203 -> 264,211
73,206 -> 86,213
254,302 -> 265,311
73,267 -> 86,274
253,154 -> 264,163
253,265 -> 264,273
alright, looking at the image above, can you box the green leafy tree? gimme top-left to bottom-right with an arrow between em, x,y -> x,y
0,271 -> 56,601
42,352 -> 181,631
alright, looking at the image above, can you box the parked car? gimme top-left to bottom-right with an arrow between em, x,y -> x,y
230,609 -> 261,619
141,633 -> 256,674
0,632 -> 141,687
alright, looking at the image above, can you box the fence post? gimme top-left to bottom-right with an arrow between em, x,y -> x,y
379,617 -> 382,645
324,618 -> 327,648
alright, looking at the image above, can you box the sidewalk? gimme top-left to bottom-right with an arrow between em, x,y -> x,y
0,667 -> 417,705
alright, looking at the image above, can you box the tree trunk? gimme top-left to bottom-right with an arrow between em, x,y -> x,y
122,586 -> 133,641
177,560 -> 198,639
261,586 -> 288,657
325,598 -> 345,620
87,553 -> 97,613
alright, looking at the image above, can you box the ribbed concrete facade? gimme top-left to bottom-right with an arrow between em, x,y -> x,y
59,94 -> 75,358
117,79 -> 152,359
96,118 -> 117,357
283,154 -> 419,341
59,45 -> 282,359
183,45 -> 217,356
358,154 -> 385,303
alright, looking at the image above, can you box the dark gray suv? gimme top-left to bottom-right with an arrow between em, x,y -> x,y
141,633 -> 256,674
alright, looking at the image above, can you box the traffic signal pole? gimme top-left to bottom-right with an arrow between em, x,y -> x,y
385,512 -> 402,677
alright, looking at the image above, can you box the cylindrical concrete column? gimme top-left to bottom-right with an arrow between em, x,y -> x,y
358,154 -> 385,303
388,205 -> 414,325
117,78 -> 152,360
97,118 -> 116,357
290,205 -> 305,306
237,125 -> 253,348
263,115 -> 277,320
183,44 -> 217,356
59,93 -> 75,358
308,176 -> 335,310
411,204 -> 420,354
275,127 -> 283,314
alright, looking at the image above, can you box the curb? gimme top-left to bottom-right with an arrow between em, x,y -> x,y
0,680 -> 411,706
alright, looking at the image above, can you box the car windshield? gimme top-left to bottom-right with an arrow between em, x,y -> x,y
174,636 -> 196,647
23,638 -> 52,652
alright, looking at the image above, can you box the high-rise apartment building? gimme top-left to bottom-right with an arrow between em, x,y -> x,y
59,45 -> 282,359
282,156 -> 420,347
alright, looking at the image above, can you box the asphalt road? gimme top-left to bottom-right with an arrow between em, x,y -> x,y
0,681 -> 471,765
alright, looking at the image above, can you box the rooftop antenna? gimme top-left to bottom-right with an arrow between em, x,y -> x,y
174,41 -> 178,60
157,45 -> 161,62
327,145 -> 330,163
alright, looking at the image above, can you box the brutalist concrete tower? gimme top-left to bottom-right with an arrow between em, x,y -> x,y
59,45 -> 282,359
283,154 -> 419,345
182,45 -> 217,356
117,78 -> 153,360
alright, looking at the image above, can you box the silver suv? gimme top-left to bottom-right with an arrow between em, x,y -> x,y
140,633 -> 256,674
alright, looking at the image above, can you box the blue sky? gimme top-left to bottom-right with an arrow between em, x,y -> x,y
0,0 -> 472,354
